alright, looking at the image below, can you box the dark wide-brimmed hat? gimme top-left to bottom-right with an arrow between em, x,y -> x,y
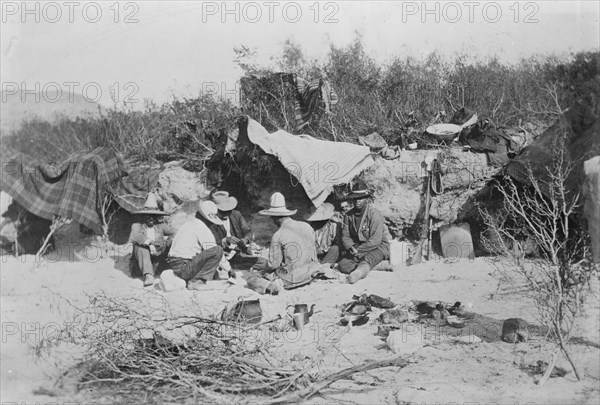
345,179 -> 372,200
133,193 -> 168,216
259,192 -> 297,216
304,203 -> 335,221
211,191 -> 238,211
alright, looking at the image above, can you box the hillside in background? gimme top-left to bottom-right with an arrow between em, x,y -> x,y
1,90 -> 105,133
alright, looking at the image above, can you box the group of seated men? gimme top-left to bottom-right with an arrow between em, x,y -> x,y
128,179 -> 390,292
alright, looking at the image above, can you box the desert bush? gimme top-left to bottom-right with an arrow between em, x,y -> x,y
480,134 -> 598,385
2,39 -> 597,167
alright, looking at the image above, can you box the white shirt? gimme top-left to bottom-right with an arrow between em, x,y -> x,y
145,226 -> 156,242
168,217 -> 218,259
222,217 -> 232,237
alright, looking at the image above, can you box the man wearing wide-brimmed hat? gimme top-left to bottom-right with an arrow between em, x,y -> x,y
129,193 -> 173,287
339,179 -> 390,283
208,191 -> 254,266
166,200 -> 225,290
304,202 -> 342,264
247,192 -> 318,294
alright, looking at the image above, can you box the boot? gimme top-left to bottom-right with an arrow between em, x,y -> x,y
143,274 -> 155,287
347,262 -> 371,284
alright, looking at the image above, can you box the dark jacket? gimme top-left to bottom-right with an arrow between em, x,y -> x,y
209,210 -> 252,246
342,204 -> 390,258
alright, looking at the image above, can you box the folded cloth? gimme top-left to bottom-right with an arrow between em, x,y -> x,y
246,118 -> 374,208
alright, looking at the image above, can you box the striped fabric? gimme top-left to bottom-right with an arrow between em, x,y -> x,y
293,75 -> 338,130
1,147 -> 124,234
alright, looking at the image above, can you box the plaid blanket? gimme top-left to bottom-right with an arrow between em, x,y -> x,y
1,147 -> 124,234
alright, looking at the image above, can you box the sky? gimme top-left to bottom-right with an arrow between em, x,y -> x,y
1,1 -> 599,109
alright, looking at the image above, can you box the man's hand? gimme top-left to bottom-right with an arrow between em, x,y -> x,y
225,236 -> 241,246
349,246 -> 359,257
251,257 -> 268,272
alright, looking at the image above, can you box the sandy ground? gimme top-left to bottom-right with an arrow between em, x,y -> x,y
1,234 -> 599,404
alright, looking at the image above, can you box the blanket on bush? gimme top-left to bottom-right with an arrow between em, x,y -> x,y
0,147 -> 124,234
246,118 -> 374,207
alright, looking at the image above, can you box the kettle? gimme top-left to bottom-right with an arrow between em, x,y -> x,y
287,304 -> 316,324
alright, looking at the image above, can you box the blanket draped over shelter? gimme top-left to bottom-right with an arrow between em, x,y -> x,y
292,75 -> 338,130
0,147 -> 124,234
246,118 -> 374,207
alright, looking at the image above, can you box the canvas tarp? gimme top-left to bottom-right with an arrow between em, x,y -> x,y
0,147 -> 125,234
246,118 -> 374,207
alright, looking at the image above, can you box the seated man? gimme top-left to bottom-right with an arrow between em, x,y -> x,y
129,194 -> 172,287
339,179 -> 390,284
208,191 -> 256,268
248,192 -> 318,294
166,200 -> 226,290
304,202 -> 342,264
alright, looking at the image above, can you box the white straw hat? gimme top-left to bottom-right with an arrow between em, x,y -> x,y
259,192 -> 297,216
197,200 -> 223,225
133,193 -> 168,216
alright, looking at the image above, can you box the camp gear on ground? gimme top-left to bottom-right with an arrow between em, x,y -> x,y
288,304 -> 316,325
245,117 -> 373,208
211,191 -> 238,211
439,222 -> 475,260
133,193 -> 168,216
353,294 -> 395,309
379,308 -> 410,324
501,318 -> 529,343
259,192 -> 297,216
304,202 -> 335,221
0,147 -> 124,235
221,298 -> 262,324
446,315 -> 466,328
292,313 -> 307,330
197,200 -> 223,225
339,314 -> 369,326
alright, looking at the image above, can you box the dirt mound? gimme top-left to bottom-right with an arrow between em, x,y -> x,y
364,149 -> 496,237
